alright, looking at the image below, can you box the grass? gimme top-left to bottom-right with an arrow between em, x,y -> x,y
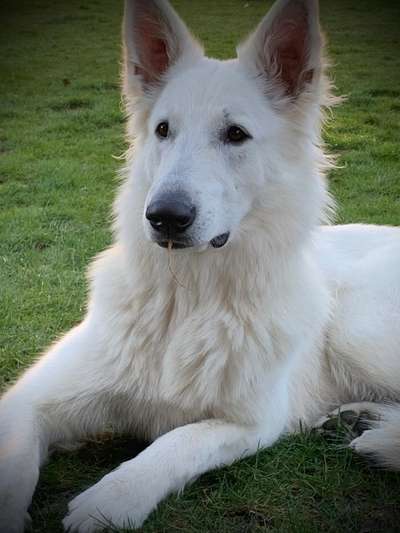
0,0 -> 400,531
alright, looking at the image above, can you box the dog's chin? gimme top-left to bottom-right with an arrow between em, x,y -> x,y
154,232 -> 230,251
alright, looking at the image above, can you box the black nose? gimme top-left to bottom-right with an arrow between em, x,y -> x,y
146,193 -> 196,234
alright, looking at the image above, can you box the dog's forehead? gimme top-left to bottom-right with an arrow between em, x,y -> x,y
153,58 -> 273,126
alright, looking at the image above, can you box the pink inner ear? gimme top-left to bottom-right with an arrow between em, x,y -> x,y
268,4 -> 313,95
149,39 -> 168,74
134,13 -> 170,85
277,29 -> 308,94
135,38 -> 168,84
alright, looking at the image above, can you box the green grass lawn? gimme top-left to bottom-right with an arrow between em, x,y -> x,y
1,0 -> 400,531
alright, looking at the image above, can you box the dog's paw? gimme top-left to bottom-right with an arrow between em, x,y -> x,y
314,409 -> 369,442
313,402 -> 381,443
63,470 -> 152,532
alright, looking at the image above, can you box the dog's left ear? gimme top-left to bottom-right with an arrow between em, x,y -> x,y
237,0 -> 322,100
123,0 -> 203,100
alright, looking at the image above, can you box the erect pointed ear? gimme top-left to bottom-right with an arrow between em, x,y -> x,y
237,0 -> 322,99
123,0 -> 203,98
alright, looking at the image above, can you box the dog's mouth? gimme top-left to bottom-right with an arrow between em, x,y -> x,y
157,241 -> 190,249
156,232 -> 230,250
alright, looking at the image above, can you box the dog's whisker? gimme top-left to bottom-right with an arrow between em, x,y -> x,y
167,240 -> 188,290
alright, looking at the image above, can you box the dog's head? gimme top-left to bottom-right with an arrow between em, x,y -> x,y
121,0 -> 333,253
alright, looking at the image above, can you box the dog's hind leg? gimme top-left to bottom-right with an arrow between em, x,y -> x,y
0,320 -> 116,533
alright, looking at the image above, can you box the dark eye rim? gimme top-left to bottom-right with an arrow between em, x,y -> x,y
155,121 -> 169,139
225,124 -> 252,144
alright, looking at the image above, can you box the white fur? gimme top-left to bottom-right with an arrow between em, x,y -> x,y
1,1 -> 399,532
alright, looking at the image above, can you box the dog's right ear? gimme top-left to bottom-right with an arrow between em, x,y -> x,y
123,0 -> 203,100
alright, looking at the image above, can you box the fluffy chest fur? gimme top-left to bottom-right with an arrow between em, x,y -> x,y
86,238 -> 331,438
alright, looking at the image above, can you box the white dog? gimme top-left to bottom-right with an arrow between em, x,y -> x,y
1,0 -> 399,531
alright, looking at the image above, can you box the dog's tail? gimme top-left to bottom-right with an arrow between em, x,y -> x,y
351,404 -> 400,470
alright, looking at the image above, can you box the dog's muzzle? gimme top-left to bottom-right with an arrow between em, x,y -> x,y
145,192 -> 230,250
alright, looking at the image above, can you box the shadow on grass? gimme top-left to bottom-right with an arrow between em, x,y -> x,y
28,430 -> 400,533
30,435 -> 148,533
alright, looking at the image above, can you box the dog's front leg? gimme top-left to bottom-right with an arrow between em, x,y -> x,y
63,419 -> 276,532
0,405 -> 42,533
0,321 -> 112,533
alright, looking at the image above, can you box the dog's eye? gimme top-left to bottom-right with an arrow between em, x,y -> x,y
155,121 -> 169,139
226,125 -> 250,144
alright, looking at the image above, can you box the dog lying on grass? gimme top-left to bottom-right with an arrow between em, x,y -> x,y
1,0 -> 399,531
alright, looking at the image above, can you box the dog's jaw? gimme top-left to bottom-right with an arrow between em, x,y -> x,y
154,232 -> 231,251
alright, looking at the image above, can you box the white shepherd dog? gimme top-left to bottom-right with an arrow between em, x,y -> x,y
1,0 -> 399,531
